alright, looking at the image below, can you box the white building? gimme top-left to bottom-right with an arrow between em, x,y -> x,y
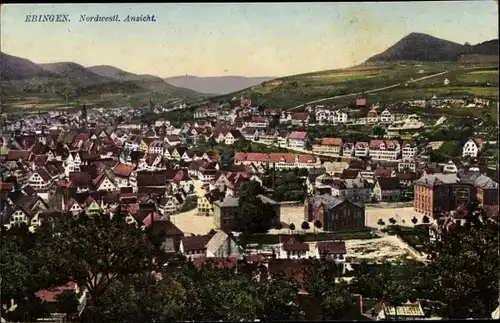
462,138 -> 483,158
401,142 -> 418,161
369,140 -> 401,161
379,109 -> 394,124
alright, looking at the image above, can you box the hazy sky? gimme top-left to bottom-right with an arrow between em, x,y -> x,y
1,2 -> 498,77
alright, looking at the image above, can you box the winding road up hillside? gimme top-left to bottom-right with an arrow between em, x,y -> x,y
288,70 -> 451,111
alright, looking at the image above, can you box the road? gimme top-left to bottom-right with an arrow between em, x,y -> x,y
287,70 -> 451,111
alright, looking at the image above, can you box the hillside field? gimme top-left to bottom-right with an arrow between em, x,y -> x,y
222,62 -> 498,110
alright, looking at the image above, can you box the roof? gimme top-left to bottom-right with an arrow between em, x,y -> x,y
213,195 -> 278,208
320,138 -> 343,146
113,163 -> 136,177
283,242 -> 310,252
136,171 -> 166,187
181,234 -> 213,252
35,282 -> 76,303
288,131 -> 308,140
380,301 -> 425,318
205,231 -> 235,255
317,241 -> 346,254
376,177 -> 401,190
414,173 -> 459,188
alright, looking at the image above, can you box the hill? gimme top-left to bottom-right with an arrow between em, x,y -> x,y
0,52 -> 58,80
164,75 -> 275,95
366,32 -> 499,63
0,53 -> 206,111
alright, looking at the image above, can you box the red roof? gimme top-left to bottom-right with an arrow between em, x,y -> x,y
355,142 -> 369,149
0,182 -> 14,192
181,234 -> 214,252
356,98 -> 367,106
288,131 -> 308,140
317,241 -> 346,254
291,113 -> 309,120
35,282 -> 76,303
269,153 -> 296,164
113,163 -> 136,177
297,154 -> 316,163
283,242 -> 310,252
142,212 -> 164,227
473,138 -> 483,146
321,138 -> 343,146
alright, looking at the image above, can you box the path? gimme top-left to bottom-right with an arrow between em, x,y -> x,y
287,71 -> 451,111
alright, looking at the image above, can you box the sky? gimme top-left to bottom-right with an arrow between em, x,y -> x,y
1,2 -> 498,78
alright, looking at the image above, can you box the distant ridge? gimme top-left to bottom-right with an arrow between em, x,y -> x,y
366,32 -> 499,62
0,53 -> 206,107
164,75 -> 275,95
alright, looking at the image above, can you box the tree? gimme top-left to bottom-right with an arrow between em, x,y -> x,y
0,225 -> 57,322
96,272 -> 188,321
305,261 -> 352,320
389,217 -> 397,225
258,272 -> 304,321
301,221 -> 310,230
183,262 -> 261,322
289,223 -> 296,231
377,219 -> 385,227
234,182 -> 273,233
422,204 -> 499,319
195,135 -> 206,146
189,184 -> 195,193
314,220 -> 322,229
55,290 -> 79,322
37,212 -> 153,307
422,215 -> 430,224
207,136 -> 216,148
411,216 -> 418,226
373,126 -> 386,138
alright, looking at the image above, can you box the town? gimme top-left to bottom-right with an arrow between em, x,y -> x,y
0,93 -> 498,321
1,2 -> 499,322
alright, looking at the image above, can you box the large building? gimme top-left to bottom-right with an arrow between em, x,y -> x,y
213,195 -> 280,231
413,172 -> 499,217
304,194 -> 365,232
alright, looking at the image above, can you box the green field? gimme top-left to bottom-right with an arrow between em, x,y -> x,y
218,62 -> 498,112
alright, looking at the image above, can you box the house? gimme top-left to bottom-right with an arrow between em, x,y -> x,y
354,142 -> 370,158
279,236 -> 310,259
241,128 -> 260,142
213,194 -> 280,231
376,301 -> 426,321
443,160 -> 459,173
373,177 -> 402,202
315,241 -> 347,273
401,141 -> 418,161
312,138 -> 343,156
330,178 -> 372,203
304,194 -> 365,231
28,168 -> 54,191
398,160 -> 416,173
179,231 -> 241,260
243,115 -> 270,128
287,131 -> 309,149
369,140 -> 400,161
379,109 -> 394,124
366,106 -> 378,123
198,162 -> 219,186
331,110 -> 348,123
205,230 -> 242,258
342,143 -> 354,157
290,112 -> 310,126
35,281 -> 87,317
412,172 -> 499,216
462,138 -> 483,158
